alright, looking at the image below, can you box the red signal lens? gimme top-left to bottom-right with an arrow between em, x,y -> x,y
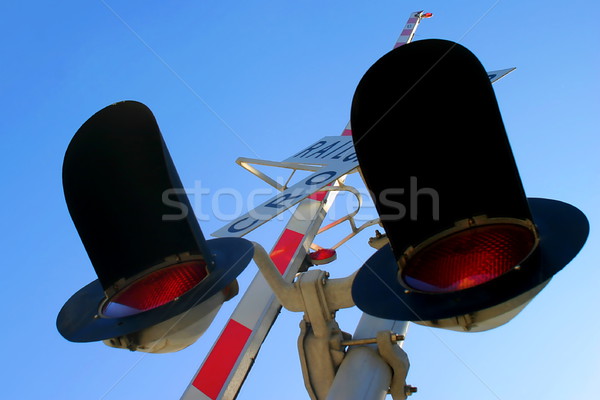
401,224 -> 536,293
103,261 -> 208,318
310,248 -> 337,265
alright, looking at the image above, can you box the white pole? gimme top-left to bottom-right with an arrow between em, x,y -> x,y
326,314 -> 409,400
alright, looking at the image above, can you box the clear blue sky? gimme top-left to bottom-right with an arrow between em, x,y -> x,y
1,1 -> 599,399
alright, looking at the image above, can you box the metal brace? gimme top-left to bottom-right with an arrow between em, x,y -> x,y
296,270 -> 353,400
253,242 -> 417,399
252,243 -> 356,400
375,331 -> 414,400
336,330 -> 415,399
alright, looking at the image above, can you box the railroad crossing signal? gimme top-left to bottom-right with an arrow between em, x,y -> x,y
350,39 -> 589,331
57,101 -> 254,352
54,10 -> 590,400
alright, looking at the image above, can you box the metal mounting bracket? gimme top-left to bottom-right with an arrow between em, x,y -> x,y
375,331 -> 413,400
305,184 -> 382,251
296,270 -> 352,400
236,156 -> 324,191
251,242 -> 356,399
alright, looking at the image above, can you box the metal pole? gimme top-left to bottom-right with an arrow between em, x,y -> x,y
326,314 -> 409,400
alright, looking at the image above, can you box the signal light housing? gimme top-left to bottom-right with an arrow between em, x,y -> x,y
102,260 -> 209,318
399,219 -> 538,293
352,197 -> 587,331
350,39 -> 588,330
57,101 -> 254,352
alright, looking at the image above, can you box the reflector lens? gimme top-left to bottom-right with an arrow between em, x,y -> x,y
310,249 -> 337,265
402,224 -> 536,293
103,261 -> 207,318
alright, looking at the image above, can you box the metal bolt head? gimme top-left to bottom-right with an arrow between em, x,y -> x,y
405,385 -> 418,396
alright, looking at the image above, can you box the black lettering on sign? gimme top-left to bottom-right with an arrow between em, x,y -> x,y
331,145 -> 354,160
323,141 -> 352,159
343,153 -> 358,162
310,141 -> 341,158
228,217 -> 259,233
305,171 -> 336,186
293,141 -> 327,158
265,192 -> 304,208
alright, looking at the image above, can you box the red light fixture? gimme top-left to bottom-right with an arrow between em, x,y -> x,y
309,248 -> 337,265
57,101 -> 256,350
103,261 -> 208,318
349,39 -> 589,328
400,222 -> 537,293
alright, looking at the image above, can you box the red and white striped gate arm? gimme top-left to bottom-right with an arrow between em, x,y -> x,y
394,10 -> 433,48
181,149 -> 345,400
341,10 -> 432,137
180,11 -> 432,400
